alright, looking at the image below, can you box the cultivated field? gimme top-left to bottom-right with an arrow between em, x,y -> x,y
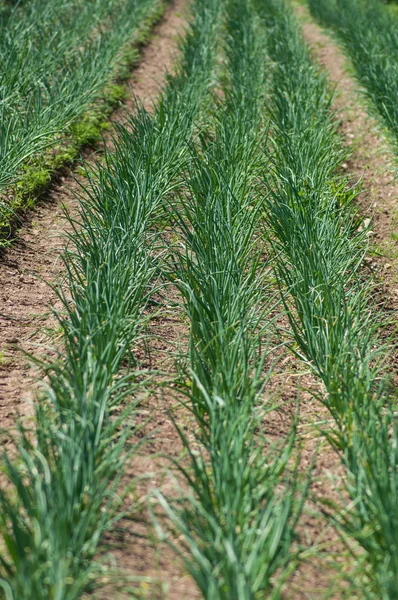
0,0 -> 397,598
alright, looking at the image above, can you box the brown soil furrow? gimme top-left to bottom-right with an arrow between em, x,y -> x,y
94,285 -> 200,599
265,344 -> 347,599
294,2 -> 398,310
0,0 -> 189,438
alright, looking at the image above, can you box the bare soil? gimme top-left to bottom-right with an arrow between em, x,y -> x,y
93,283 -> 201,599
265,337 -> 348,599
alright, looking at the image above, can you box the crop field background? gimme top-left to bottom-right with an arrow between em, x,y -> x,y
0,0 -> 397,598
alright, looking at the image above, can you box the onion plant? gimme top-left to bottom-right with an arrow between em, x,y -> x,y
0,0 -> 223,597
256,0 -> 398,596
155,2 -> 307,597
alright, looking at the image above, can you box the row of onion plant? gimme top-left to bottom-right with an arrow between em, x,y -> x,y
256,0 -> 397,597
307,0 -> 398,152
155,1 -> 307,597
0,0 -> 223,598
0,0 -> 158,195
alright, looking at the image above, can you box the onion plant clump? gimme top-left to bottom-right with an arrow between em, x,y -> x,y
256,0 -> 398,596
308,0 -> 398,151
80,0 -> 224,238
0,0 -> 223,598
0,0 -> 157,195
156,2 -> 306,597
